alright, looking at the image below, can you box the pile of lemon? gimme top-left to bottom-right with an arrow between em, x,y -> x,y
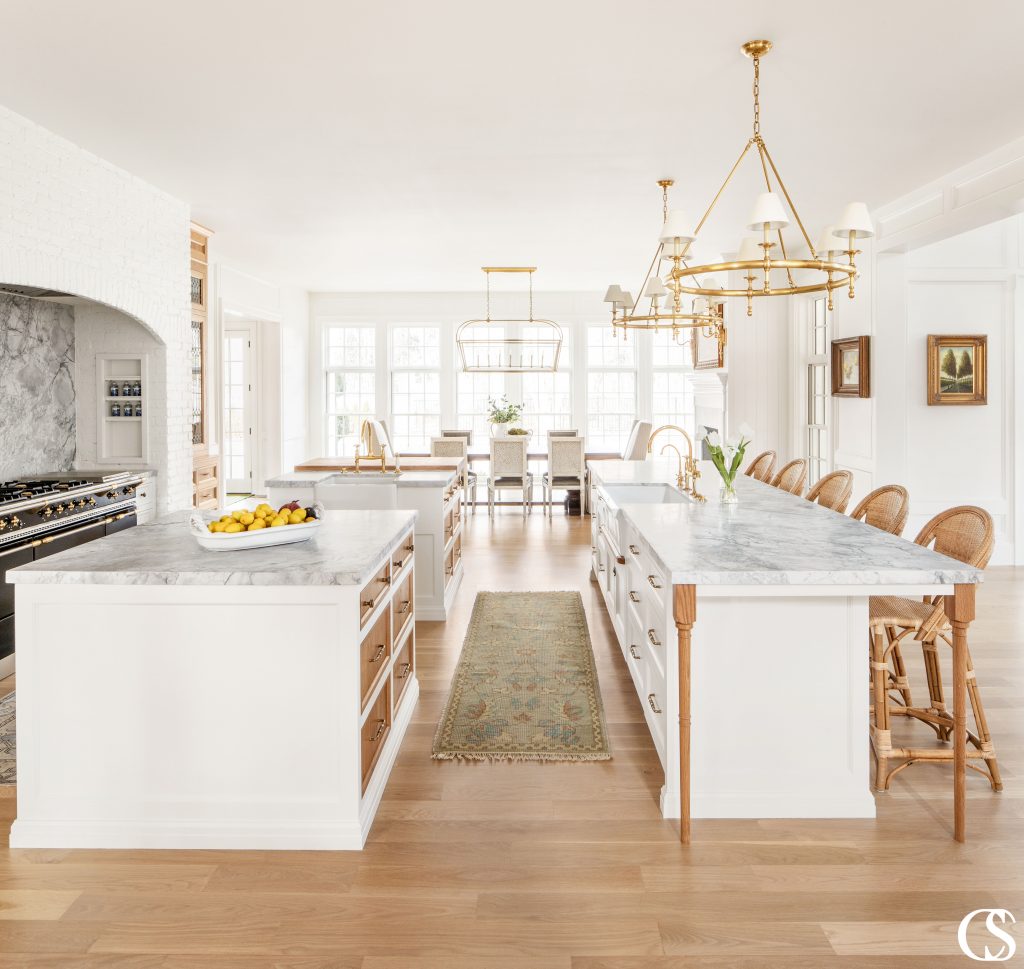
207,503 -> 312,534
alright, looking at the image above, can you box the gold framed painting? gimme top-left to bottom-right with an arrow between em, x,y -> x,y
830,336 -> 870,398
927,334 -> 987,406
692,303 -> 726,370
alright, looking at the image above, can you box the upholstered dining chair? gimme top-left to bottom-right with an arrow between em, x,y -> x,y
547,429 -> 579,438
430,436 -> 477,513
849,484 -> 910,537
743,450 -> 777,483
868,505 -> 999,795
622,420 -> 652,460
770,458 -> 807,496
487,437 -> 533,517
542,435 -> 586,517
805,469 -> 853,513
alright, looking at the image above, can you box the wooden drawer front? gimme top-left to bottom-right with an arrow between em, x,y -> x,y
194,464 -> 216,485
359,560 -> 391,627
392,570 -> 414,644
361,680 -> 392,793
360,607 -> 392,709
392,636 -> 415,709
391,531 -> 414,581
443,506 -> 455,546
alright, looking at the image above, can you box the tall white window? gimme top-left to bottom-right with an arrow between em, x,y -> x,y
806,297 -> 830,485
456,367 -> 507,446
324,326 -> 376,457
390,326 -> 441,451
651,330 -> 696,442
586,327 -> 636,451
521,325 -> 572,438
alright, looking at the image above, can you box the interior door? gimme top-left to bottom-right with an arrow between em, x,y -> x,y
224,325 -> 257,494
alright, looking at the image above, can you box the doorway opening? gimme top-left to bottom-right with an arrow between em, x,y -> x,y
223,322 -> 257,495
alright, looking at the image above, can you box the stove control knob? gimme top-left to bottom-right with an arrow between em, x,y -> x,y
87,497 -> 97,507
55,504 -> 65,514
0,519 -> 7,531
123,486 -> 135,496
9,516 -> 20,529
76,498 -> 87,509
106,491 -> 117,499
40,506 -> 53,518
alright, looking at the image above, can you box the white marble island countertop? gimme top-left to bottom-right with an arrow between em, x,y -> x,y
266,469 -> 458,489
594,460 -> 981,587
8,509 -> 417,587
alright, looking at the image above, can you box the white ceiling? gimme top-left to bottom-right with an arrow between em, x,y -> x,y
3,1 -> 1023,291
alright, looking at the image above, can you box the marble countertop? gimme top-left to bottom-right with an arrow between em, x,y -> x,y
593,460 -> 981,587
9,509 -> 418,587
266,469 -> 458,489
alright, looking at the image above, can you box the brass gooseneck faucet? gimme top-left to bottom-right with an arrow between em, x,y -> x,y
647,424 -> 705,502
354,419 -> 401,474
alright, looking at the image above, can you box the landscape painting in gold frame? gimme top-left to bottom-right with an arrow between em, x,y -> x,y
927,334 -> 987,406
830,335 -> 870,398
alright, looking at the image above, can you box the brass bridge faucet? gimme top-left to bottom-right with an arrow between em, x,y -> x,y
647,424 -> 705,502
354,419 -> 401,474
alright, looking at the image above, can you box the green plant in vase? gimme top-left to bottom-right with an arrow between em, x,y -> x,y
704,423 -> 754,504
486,396 -> 526,437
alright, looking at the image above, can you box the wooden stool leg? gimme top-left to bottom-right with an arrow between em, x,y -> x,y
945,585 -> 975,844
964,650 -> 1003,792
921,635 -> 950,740
870,625 -> 892,792
887,626 -> 914,707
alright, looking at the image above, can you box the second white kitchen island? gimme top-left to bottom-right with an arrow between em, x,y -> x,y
590,460 -> 983,843
9,508 -> 419,850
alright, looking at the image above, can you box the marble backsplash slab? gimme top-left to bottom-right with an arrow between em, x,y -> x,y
0,294 -> 76,479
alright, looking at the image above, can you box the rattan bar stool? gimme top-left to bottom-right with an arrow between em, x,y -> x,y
744,450 -> 776,483
805,470 -> 853,512
850,484 -> 910,537
868,506 -> 1000,793
770,458 -> 807,496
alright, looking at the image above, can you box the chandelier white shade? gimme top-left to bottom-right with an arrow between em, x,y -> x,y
660,210 -> 697,244
746,192 -> 789,231
835,202 -> 876,239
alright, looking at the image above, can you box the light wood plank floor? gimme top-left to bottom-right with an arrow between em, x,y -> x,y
0,510 -> 1021,967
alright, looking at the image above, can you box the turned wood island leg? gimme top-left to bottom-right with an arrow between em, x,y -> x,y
945,582 -> 975,843
673,583 -> 697,845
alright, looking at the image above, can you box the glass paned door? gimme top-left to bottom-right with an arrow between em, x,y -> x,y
805,298 -> 829,485
224,326 -> 256,493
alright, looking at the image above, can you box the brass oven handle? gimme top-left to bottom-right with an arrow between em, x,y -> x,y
629,645 -> 641,659
396,600 -> 411,616
396,662 -> 412,679
370,644 -> 386,663
0,539 -> 42,557
370,719 -> 386,742
647,629 -> 661,647
361,576 -> 391,611
629,544 -> 640,555
113,512 -> 133,521
647,574 -> 662,590
40,518 -> 112,543
648,693 -> 662,714
628,591 -> 640,603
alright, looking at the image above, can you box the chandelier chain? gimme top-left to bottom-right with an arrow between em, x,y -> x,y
752,55 -> 760,137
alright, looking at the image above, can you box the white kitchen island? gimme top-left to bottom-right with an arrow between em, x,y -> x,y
590,460 -> 982,843
8,508 -> 419,850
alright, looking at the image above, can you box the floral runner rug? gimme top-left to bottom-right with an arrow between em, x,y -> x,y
432,591 -> 611,762
0,692 -> 14,784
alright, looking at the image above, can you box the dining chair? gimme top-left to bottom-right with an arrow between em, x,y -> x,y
547,429 -> 579,439
441,429 -> 473,445
487,437 -> 533,517
542,436 -> 586,517
770,458 -> 807,496
430,436 -> 477,513
805,469 -> 854,512
743,450 -> 777,483
868,506 -> 999,795
622,420 -> 652,460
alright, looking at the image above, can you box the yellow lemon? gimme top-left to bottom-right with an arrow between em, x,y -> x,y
231,510 -> 244,521
270,516 -> 288,527
219,515 -> 233,524
213,521 -> 228,532
224,522 -> 245,534
239,512 -> 255,525
207,523 -> 217,533
247,518 -> 267,530
289,509 -> 307,524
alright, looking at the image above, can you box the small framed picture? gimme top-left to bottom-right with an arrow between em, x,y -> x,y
692,304 -> 726,370
927,334 -> 987,405
830,336 -> 870,398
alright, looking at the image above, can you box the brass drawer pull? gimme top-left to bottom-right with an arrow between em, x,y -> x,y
361,577 -> 391,611
647,574 -> 662,590
392,544 -> 414,570
396,600 -> 411,616
648,693 -> 662,714
370,719 -> 386,742
629,645 -> 641,660
647,629 -> 661,647
629,544 -> 640,555
370,644 -> 386,663
628,591 -> 640,603
396,662 -> 412,679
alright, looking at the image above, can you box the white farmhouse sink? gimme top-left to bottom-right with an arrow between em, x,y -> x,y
601,483 -> 688,510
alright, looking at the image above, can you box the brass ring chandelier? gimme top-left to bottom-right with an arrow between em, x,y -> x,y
606,39 -> 875,334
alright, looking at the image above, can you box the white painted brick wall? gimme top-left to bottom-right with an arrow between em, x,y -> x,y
0,105 -> 192,511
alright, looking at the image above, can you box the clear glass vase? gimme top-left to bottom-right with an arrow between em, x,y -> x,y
719,481 -> 739,504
